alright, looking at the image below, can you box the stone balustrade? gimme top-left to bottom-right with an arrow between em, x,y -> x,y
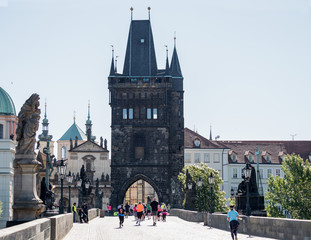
171,209 -> 311,240
0,209 -> 101,240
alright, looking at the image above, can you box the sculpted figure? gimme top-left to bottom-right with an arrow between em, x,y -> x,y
16,94 -> 41,155
104,139 -> 107,150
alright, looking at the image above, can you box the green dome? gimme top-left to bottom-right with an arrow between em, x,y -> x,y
0,87 -> 16,116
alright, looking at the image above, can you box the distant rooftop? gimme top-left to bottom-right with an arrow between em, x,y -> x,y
58,121 -> 87,141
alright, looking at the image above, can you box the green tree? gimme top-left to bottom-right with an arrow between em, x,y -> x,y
178,164 -> 227,212
266,154 -> 311,219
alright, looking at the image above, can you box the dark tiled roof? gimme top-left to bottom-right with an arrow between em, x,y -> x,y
219,140 -> 311,164
170,46 -> 183,78
184,128 -> 229,149
123,20 -> 158,76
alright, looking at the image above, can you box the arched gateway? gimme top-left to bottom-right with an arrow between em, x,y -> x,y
108,11 -> 184,210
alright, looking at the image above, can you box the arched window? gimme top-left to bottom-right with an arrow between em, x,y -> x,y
0,124 -> 3,139
61,146 -> 67,159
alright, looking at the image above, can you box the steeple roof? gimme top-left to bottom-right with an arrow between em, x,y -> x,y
0,87 -> 16,116
109,48 -> 115,76
58,120 -> 87,141
170,44 -> 183,78
123,20 -> 158,76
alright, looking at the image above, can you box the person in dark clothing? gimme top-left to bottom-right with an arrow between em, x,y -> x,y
118,204 -> 125,228
79,209 -> 88,223
150,198 -> 158,226
82,201 -> 89,222
125,202 -> 130,218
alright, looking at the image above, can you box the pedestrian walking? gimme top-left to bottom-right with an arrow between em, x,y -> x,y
136,202 -> 144,225
130,204 -> 133,216
162,205 -> 168,222
146,203 -> 151,220
227,205 -> 239,240
79,208 -> 88,223
133,203 -> 138,220
125,202 -> 130,218
150,198 -> 158,226
157,204 -> 161,220
118,204 -> 125,228
108,205 -> 112,216
72,202 -> 77,222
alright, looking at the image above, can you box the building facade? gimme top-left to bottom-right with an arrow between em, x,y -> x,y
184,128 -> 311,200
108,11 -> 184,208
0,87 -> 18,228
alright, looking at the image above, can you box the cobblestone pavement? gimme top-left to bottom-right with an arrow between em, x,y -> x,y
64,216 -> 278,240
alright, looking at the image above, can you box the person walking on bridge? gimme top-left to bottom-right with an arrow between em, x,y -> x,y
227,205 -> 239,240
136,202 -> 144,226
150,198 -> 158,226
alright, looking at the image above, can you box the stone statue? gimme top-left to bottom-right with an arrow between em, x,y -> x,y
80,165 -> 86,180
40,177 -> 48,204
101,172 -> 105,182
237,164 -> 259,196
104,139 -> 107,150
100,136 -> 103,148
70,138 -> 73,150
16,94 -> 41,155
106,174 -> 109,182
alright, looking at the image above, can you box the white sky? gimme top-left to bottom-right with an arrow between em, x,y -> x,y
1,0 -> 311,155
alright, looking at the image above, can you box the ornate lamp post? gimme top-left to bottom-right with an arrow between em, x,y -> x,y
208,172 -> 215,214
197,177 -> 202,212
57,159 -> 67,214
66,172 -> 73,213
245,163 -> 252,216
231,188 -> 234,198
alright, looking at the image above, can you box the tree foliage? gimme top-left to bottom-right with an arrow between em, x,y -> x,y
266,154 -> 311,219
178,164 -> 227,212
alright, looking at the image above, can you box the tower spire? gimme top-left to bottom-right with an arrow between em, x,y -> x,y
73,111 -> 76,123
170,33 -> 183,78
85,101 -> 95,141
38,100 -> 52,142
130,7 -> 133,20
165,45 -> 170,76
209,124 -> 212,140
148,7 -> 151,20
109,45 -> 115,76
115,56 -> 118,73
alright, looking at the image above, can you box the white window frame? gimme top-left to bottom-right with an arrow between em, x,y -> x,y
276,168 -> 281,177
213,153 -> 220,163
194,153 -> 200,163
267,168 -> 272,178
185,153 -> 191,163
204,153 -> 209,163
232,168 -> 238,179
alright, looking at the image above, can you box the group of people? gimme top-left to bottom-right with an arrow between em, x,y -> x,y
117,198 -> 170,228
72,201 -> 89,223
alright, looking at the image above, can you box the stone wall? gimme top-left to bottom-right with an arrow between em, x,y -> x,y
171,209 -> 311,240
49,213 -> 73,240
170,209 -> 204,222
0,218 -> 50,240
88,208 -> 99,221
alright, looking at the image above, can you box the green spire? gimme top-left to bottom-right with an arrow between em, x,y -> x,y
39,100 -> 52,141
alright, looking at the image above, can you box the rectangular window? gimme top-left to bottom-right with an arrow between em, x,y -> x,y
259,169 -> 264,179
129,108 -> 133,119
131,78 -> 137,83
147,108 -> 152,119
195,153 -> 200,163
185,153 -> 191,163
204,153 -> 209,163
153,108 -> 158,119
0,124 -> 3,139
213,153 -> 220,163
122,108 -> 127,119
276,169 -> 281,177
267,169 -> 272,178
233,168 -> 238,179
143,78 -> 150,83
135,147 -> 144,159
241,168 -> 244,178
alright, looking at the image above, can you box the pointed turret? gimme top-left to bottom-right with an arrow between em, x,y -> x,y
209,124 -> 212,140
164,45 -> 170,76
170,37 -> 183,78
109,46 -> 115,76
123,7 -> 158,76
85,102 -> 96,142
39,101 -> 52,142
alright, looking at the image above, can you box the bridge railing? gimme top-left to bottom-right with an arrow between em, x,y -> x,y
171,209 -> 311,240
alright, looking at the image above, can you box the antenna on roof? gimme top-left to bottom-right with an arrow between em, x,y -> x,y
290,134 -> 297,141
148,7 -> 151,20
130,7 -> 133,20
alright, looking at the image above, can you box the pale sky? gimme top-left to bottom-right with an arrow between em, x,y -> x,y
1,0 -> 311,155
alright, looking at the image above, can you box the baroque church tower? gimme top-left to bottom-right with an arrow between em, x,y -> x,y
108,8 -> 184,208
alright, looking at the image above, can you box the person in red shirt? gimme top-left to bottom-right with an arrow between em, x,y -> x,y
136,202 -> 144,226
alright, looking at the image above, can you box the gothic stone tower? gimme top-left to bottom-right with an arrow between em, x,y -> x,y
108,10 -> 184,209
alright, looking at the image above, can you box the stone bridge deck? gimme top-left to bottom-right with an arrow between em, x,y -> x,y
64,216 -> 277,240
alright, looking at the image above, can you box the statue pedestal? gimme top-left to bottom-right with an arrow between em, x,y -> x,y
235,194 -> 265,215
13,154 -> 45,221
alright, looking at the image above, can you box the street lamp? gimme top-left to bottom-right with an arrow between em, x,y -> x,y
245,163 -> 252,216
208,172 -> 215,214
231,188 -> 234,198
57,159 -> 67,214
197,177 -> 202,212
66,172 -> 73,213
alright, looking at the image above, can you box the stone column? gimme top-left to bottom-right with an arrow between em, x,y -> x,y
13,153 -> 45,221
